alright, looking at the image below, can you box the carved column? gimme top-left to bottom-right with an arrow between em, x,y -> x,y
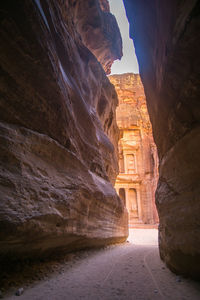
125,188 -> 129,211
136,188 -> 142,221
124,154 -> 128,174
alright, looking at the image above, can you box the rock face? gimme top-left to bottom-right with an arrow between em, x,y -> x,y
0,0 -> 128,261
74,0 -> 122,74
124,0 -> 200,278
109,73 -> 159,227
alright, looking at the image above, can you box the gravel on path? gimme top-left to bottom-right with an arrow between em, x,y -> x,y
3,229 -> 200,300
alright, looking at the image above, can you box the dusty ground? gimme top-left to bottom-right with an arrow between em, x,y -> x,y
2,229 -> 200,299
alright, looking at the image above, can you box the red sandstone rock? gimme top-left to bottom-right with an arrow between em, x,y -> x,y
109,73 -> 159,226
99,0 -> 110,12
74,0 -> 122,74
124,0 -> 200,278
0,0 -> 128,261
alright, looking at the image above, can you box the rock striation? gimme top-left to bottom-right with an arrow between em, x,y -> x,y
109,73 -> 159,227
124,0 -> 200,278
0,0 -> 128,261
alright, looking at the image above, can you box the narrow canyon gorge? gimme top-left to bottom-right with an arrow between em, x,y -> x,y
0,0 -> 200,294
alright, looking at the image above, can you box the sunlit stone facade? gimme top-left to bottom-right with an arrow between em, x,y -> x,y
109,73 -> 159,226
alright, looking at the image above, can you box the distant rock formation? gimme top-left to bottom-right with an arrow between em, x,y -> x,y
109,73 -> 159,226
0,0 -> 128,262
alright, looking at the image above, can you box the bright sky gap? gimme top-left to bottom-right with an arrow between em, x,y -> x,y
109,0 -> 139,75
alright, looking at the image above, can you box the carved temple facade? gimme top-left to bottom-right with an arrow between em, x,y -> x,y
109,73 -> 159,227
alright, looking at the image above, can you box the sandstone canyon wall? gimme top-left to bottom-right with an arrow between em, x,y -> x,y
0,0 -> 128,262
74,0 -> 122,75
109,73 -> 159,227
124,0 -> 200,278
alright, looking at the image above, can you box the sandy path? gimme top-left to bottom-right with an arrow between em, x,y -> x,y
4,229 -> 200,300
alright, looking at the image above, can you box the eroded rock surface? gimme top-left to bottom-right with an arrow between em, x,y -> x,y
124,0 -> 200,278
0,0 -> 128,261
109,73 -> 159,227
74,0 -> 122,74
